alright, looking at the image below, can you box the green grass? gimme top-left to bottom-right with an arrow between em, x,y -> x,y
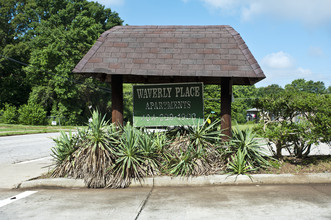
0,123 -> 83,136
235,123 -> 258,131
0,122 -> 260,137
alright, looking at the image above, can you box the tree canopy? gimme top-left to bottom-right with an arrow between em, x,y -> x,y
254,81 -> 330,158
1,1 -> 329,126
1,0 -> 123,124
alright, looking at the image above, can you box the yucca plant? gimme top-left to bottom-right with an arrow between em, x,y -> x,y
51,128 -> 89,177
76,110 -> 118,188
165,118 -> 225,176
51,110 -> 118,188
187,118 -> 223,151
168,145 -> 208,177
167,118 -> 223,152
231,124 -> 272,169
152,131 -> 172,170
227,149 -> 255,178
137,129 -> 161,175
107,123 -> 146,188
51,131 -> 79,169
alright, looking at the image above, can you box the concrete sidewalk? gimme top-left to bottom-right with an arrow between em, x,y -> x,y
9,158 -> 331,189
0,157 -> 53,189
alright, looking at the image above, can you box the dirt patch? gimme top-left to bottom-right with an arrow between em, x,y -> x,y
259,155 -> 331,174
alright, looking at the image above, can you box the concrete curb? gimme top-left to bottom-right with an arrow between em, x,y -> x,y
130,173 -> 331,187
18,178 -> 85,189
18,173 -> 331,189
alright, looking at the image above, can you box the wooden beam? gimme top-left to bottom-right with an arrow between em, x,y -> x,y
221,77 -> 233,140
111,75 -> 123,126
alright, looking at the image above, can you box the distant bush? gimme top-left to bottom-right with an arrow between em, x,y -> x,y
1,103 -> 18,124
18,102 -> 47,125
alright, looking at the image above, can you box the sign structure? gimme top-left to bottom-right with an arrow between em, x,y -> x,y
133,83 -> 204,127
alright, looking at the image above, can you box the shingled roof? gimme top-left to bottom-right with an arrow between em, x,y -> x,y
73,25 -> 265,85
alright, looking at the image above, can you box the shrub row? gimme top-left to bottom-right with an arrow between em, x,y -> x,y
51,110 -> 272,188
0,102 -> 47,125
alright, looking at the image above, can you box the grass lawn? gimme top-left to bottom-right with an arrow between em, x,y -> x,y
1,122 -> 259,137
235,123 -> 258,130
0,123 -> 82,136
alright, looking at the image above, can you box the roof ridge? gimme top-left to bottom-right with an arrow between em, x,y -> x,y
224,26 -> 261,77
73,25 -> 265,85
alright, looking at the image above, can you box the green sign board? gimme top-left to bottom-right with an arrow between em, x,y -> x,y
133,83 -> 204,127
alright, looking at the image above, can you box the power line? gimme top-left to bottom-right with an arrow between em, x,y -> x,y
0,54 -> 112,94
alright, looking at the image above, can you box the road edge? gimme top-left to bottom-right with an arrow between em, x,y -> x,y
18,173 -> 331,189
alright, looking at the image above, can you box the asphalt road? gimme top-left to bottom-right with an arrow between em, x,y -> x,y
0,184 -> 331,220
0,133 -> 61,164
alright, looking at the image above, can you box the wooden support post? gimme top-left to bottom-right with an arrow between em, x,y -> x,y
111,75 -> 123,126
221,77 -> 233,140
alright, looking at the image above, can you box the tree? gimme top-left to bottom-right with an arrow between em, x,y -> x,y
204,85 -> 221,121
0,0 -> 39,108
123,84 -> 133,123
0,0 -> 123,125
257,84 -> 284,97
285,78 -> 326,94
203,85 -> 258,124
255,90 -> 330,158
231,85 -> 257,124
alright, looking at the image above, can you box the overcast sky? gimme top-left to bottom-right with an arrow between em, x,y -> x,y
93,0 -> 331,88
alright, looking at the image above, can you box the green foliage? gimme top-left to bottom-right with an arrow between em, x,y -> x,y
87,110 -> 113,151
255,89 -> 330,158
17,102 -> 47,125
1,0 -> 123,125
109,123 -> 147,188
169,146 -> 204,176
51,110 -> 117,188
227,149 -> 255,176
51,131 -> 79,165
123,84 -> 133,123
23,0 -> 123,125
231,125 -> 271,168
1,103 -> 18,124
204,85 -> 220,120
137,130 -> 161,175
232,85 -> 258,124
51,112 -> 276,188
285,78 -> 326,94
257,84 -> 284,97
167,118 -> 223,150
203,84 -> 258,124
187,118 -> 223,151
165,119 -> 223,176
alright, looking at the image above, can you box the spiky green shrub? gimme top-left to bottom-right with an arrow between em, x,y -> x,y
168,146 -> 208,176
230,124 -> 272,169
107,123 -> 147,188
227,149 -> 255,176
51,131 -> 79,165
51,113 -> 231,187
137,129 -> 162,175
51,110 -> 119,188
164,118 -> 225,176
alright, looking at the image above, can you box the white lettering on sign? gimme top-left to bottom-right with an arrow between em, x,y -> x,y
142,113 -> 197,122
137,88 -> 172,99
136,86 -> 200,99
175,86 -> 200,98
145,101 -> 191,110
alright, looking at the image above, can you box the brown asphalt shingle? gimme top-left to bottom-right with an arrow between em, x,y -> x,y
73,25 -> 265,85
